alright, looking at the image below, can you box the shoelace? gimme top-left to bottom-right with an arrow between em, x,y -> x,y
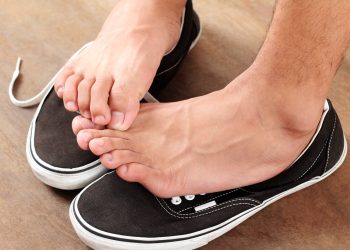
8,42 -> 93,108
8,42 -> 158,108
9,57 -> 55,107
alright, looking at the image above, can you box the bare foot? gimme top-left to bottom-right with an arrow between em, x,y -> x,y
54,0 -> 185,130
75,69 -> 325,197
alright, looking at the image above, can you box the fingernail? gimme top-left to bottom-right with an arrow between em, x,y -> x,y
94,115 -> 105,124
104,153 -> 113,162
57,87 -> 63,96
65,101 -> 77,111
110,112 -> 125,129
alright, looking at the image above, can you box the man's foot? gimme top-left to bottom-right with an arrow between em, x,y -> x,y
54,0 -> 185,130
75,69 -> 325,197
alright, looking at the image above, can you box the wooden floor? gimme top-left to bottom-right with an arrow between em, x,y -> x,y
1,0 -> 350,249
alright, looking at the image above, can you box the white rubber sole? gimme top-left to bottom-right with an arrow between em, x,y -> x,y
26,121 -> 108,190
69,136 -> 347,250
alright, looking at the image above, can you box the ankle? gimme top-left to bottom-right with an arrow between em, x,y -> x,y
274,98 -> 324,137
225,68 -> 325,136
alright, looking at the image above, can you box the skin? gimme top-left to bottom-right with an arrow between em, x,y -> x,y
73,0 -> 350,197
54,0 -> 186,130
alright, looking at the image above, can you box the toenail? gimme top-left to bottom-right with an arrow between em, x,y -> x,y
110,112 -> 125,129
104,153 -> 113,162
66,101 -> 77,110
94,115 -> 106,124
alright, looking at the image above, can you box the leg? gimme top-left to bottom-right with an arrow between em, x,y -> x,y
54,0 -> 185,130
77,0 -> 350,197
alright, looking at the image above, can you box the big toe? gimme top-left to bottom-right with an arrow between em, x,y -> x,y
90,77 -> 114,126
107,85 -> 141,131
116,164 -> 177,198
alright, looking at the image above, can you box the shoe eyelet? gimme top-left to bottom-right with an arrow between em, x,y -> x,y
171,196 -> 182,205
184,195 -> 195,201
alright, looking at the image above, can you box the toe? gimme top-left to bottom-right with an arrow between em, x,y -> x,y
72,116 -> 95,135
117,164 -> 177,198
116,163 -> 150,182
107,83 -> 141,131
63,74 -> 83,111
90,77 -> 113,126
76,129 -> 94,150
54,68 -> 74,98
76,128 -> 128,150
77,78 -> 95,118
89,137 -> 132,156
100,150 -> 144,169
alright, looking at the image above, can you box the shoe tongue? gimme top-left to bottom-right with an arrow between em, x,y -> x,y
243,101 -> 334,193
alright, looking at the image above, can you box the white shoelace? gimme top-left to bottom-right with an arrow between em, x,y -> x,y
9,57 -> 54,108
8,42 -> 93,108
8,42 -> 158,108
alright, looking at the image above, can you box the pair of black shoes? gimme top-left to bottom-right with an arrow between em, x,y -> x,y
13,1 -> 347,249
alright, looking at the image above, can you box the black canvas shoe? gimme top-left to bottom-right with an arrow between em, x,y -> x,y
9,0 -> 201,190
69,100 -> 347,249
